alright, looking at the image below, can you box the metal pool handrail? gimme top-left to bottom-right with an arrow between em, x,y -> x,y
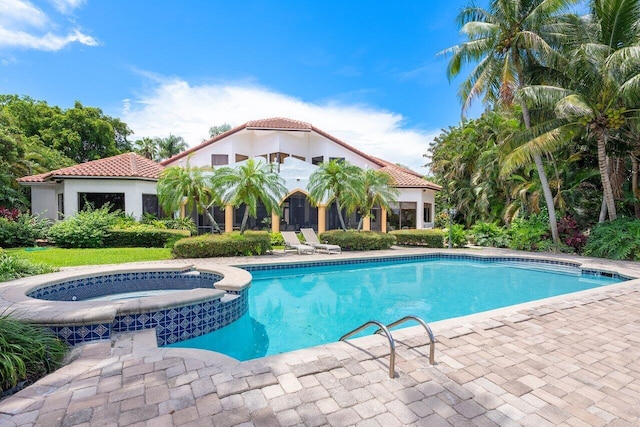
340,320 -> 396,378
375,315 -> 436,365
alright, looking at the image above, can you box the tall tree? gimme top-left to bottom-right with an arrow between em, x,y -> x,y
134,137 -> 160,160
215,158 -> 287,234
503,0 -> 640,221
441,0 -> 579,245
209,123 -> 232,138
307,160 -> 364,231
355,169 -> 399,231
158,134 -> 188,160
157,164 -> 222,233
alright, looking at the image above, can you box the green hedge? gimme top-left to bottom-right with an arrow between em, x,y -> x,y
389,229 -> 445,248
319,230 -> 396,251
106,228 -> 190,248
172,231 -> 272,258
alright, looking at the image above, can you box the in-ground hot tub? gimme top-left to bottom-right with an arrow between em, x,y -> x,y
0,264 -> 252,346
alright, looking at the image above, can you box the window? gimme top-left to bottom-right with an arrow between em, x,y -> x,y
269,152 -> 289,164
142,194 -> 165,218
78,193 -> 125,212
329,157 -> 345,163
292,154 -> 305,161
387,202 -> 416,230
423,203 -> 432,223
57,194 -> 64,220
211,154 -> 229,166
235,154 -> 249,162
312,156 -> 324,165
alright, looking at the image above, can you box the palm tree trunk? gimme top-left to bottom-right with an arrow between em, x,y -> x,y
336,201 -> 347,231
200,203 -> 221,233
595,131 -> 617,220
632,153 -> 640,219
240,205 -> 250,234
520,102 -> 560,245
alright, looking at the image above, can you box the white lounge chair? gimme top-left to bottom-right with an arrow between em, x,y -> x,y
300,228 -> 342,254
281,231 -> 316,254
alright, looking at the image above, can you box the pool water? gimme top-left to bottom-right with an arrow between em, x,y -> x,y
167,259 -> 622,360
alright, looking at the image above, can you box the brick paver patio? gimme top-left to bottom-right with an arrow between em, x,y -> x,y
1,249 -> 639,426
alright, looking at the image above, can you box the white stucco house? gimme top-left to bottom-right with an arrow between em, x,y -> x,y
161,118 -> 441,234
17,152 -> 164,221
18,118 -> 440,233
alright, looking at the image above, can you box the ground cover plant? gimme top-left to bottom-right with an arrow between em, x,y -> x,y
0,314 -> 67,395
0,250 -> 57,282
4,247 -> 172,268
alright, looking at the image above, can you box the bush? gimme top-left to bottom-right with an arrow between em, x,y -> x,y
583,218 -> 640,261
468,222 -> 511,248
507,214 -> 550,251
141,214 -> 197,235
0,314 -> 67,394
269,232 -> 285,247
390,229 -> 444,248
0,213 -> 50,248
172,231 -> 272,258
557,215 -> 587,253
48,206 -> 120,248
106,227 -> 191,248
319,230 -> 396,251
0,252 -> 58,282
444,224 -> 467,248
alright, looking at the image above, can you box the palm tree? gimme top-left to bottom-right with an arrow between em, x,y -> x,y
215,158 -> 287,234
441,0 -> 579,244
157,164 -> 222,233
307,160 -> 364,231
158,134 -> 188,160
134,137 -> 159,160
503,0 -> 640,221
355,169 -> 399,230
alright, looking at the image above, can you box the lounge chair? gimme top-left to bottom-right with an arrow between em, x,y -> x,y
300,228 -> 342,254
281,231 -> 316,254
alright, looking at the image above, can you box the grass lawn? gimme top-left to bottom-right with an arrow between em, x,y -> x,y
5,247 -> 173,267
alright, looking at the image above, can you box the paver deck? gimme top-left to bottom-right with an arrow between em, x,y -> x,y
1,248 -> 639,426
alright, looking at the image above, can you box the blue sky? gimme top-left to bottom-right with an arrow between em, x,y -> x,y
0,0 -> 485,171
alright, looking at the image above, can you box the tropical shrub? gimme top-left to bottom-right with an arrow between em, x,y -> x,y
319,230 -> 396,251
48,206 -> 120,248
141,214 -> 197,235
468,222 -> 510,248
390,229 -> 444,248
0,251 -> 57,282
269,232 -> 285,247
557,215 -> 587,253
106,227 -> 190,248
0,213 -> 50,248
583,218 -> 640,261
0,314 -> 67,394
172,231 -> 272,258
507,214 -> 550,251
444,224 -> 467,248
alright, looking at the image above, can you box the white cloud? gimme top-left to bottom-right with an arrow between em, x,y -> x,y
0,0 -> 96,51
48,0 -> 85,14
122,78 -> 438,172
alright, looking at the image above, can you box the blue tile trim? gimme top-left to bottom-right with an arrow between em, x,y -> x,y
27,270 -> 223,301
46,323 -> 111,345
240,254 -> 628,280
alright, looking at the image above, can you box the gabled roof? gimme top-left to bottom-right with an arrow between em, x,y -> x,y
17,152 -> 164,183
160,117 -> 440,190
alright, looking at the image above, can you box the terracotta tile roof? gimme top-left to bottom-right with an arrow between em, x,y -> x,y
17,152 -> 164,183
246,117 -> 312,130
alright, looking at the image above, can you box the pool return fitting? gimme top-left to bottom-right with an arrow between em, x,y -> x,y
339,315 -> 435,378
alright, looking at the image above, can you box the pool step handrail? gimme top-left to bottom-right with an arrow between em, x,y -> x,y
374,315 -> 436,365
339,315 -> 436,378
339,320 -> 396,378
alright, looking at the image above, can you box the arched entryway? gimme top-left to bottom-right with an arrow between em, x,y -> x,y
280,191 -> 317,231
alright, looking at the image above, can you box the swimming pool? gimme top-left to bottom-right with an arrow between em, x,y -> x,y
167,256 -> 624,360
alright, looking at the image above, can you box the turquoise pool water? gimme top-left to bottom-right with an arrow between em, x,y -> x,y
167,258 -> 622,360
